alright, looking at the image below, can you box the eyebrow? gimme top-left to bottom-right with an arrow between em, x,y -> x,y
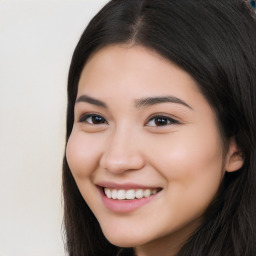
135,96 -> 193,110
76,95 -> 107,108
75,94 -> 192,110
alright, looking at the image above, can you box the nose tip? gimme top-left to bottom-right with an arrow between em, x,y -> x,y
99,144 -> 146,174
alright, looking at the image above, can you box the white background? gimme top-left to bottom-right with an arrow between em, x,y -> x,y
0,1 -> 108,255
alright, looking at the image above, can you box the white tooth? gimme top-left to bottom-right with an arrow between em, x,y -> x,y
126,189 -> 135,200
144,189 -> 151,197
117,189 -> 126,200
105,188 -> 111,198
112,189 -> 118,199
106,188 -> 158,200
135,189 -> 144,199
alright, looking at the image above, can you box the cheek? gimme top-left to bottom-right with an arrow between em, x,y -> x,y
149,126 -> 224,190
66,130 -> 103,179
143,128 -> 225,231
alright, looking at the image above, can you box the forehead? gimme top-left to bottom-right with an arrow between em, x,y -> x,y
77,44 -> 202,101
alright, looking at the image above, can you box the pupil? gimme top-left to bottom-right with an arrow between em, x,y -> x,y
156,117 -> 167,125
92,115 -> 104,124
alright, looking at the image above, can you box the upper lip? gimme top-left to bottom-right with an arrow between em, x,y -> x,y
96,181 -> 161,190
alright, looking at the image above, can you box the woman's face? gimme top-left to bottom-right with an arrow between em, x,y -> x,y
66,45 -> 237,254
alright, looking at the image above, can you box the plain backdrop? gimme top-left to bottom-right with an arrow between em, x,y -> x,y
0,1 -> 108,255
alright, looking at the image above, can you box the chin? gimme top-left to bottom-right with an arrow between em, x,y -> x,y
102,231 -> 147,248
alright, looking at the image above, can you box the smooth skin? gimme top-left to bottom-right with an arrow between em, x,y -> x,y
66,45 -> 243,256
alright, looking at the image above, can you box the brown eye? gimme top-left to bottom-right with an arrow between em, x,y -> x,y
79,114 -> 107,124
146,115 -> 179,127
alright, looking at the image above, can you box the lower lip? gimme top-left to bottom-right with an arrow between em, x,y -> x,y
99,188 -> 160,213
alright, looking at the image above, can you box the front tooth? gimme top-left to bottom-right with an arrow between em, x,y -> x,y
126,189 -> 135,200
144,189 -> 151,197
135,189 -> 143,199
117,189 -> 126,200
112,189 -> 118,199
105,188 -> 159,200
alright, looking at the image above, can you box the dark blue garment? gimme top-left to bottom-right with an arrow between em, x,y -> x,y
250,0 -> 255,9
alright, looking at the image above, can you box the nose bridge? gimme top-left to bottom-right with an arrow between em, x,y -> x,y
100,124 -> 145,174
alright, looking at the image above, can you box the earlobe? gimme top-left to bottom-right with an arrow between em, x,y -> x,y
225,139 -> 244,172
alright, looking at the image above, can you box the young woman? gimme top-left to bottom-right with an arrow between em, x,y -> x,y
62,0 -> 256,255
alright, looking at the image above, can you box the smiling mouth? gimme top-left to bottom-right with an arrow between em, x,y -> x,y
103,187 -> 162,200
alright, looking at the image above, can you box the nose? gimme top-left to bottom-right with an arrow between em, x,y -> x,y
99,128 -> 146,174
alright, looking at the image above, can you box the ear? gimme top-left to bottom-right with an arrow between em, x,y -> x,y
225,138 -> 244,172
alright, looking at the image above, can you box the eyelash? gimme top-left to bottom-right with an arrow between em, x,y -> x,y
146,115 -> 180,127
79,113 -> 108,125
78,113 -> 180,127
